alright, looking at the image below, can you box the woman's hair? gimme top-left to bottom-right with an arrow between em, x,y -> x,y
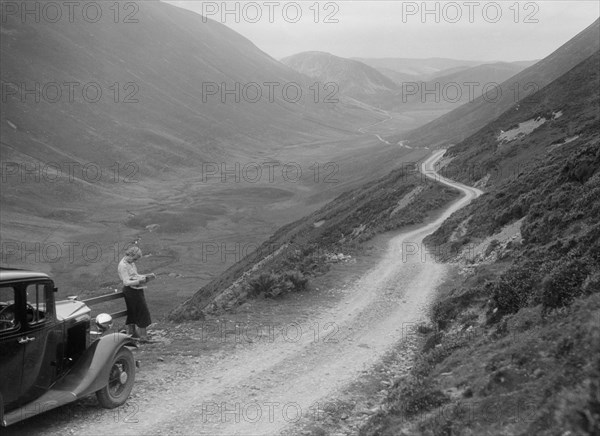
124,245 -> 142,259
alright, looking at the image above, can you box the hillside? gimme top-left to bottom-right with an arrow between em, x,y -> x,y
398,18 -> 600,148
431,62 -> 531,89
396,61 -> 533,113
1,1 -> 377,178
281,51 -> 400,108
0,0 -> 408,298
360,51 -> 600,436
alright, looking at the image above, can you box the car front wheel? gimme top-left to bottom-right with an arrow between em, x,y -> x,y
96,347 -> 136,408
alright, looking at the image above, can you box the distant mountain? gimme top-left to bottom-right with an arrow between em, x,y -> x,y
429,60 -> 537,81
432,62 -> 535,87
281,51 -> 400,108
371,67 -> 420,86
354,57 -> 483,80
396,61 -> 534,112
401,19 -> 600,148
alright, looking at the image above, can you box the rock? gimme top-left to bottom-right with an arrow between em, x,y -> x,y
341,413 -> 349,420
533,368 -> 544,378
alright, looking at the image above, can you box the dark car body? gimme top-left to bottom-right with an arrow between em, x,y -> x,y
0,269 -> 137,426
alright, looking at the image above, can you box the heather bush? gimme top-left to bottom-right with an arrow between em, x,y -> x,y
541,259 -> 590,313
247,270 -> 308,298
248,272 -> 278,297
490,263 -> 537,319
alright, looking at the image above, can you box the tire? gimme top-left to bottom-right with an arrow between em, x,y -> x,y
96,347 -> 136,408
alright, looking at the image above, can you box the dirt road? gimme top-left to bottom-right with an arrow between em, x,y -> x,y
10,150 -> 481,436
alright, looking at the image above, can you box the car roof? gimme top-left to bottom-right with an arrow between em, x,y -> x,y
0,268 -> 51,283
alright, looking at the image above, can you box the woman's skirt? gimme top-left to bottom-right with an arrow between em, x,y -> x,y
122,286 -> 152,328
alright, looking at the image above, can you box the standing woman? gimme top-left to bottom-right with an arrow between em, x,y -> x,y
118,245 -> 155,342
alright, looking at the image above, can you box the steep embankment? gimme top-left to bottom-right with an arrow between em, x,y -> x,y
360,51 -> 600,436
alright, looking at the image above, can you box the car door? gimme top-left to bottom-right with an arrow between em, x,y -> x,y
18,281 -> 63,407
0,285 -> 24,412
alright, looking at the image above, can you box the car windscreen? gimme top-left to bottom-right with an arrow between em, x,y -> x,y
0,286 -> 19,331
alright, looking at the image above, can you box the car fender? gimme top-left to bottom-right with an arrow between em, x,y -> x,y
52,333 -> 138,397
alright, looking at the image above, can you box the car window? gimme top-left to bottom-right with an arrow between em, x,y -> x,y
25,282 -> 50,325
0,286 -> 18,331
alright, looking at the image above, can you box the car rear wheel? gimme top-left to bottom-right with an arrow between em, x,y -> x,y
96,347 -> 135,408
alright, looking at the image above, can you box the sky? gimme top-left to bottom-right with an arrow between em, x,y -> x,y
165,1 -> 599,62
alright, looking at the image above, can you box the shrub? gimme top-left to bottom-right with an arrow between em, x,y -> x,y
248,272 -> 278,297
396,378 -> 449,418
281,270 -> 309,293
490,264 -> 537,319
432,298 -> 458,330
541,259 -> 590,313
247,270 -> 309,299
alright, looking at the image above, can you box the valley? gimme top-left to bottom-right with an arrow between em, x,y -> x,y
1,3 -> 598,435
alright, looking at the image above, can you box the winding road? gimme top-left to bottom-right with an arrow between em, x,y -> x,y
20,150 -> 482,436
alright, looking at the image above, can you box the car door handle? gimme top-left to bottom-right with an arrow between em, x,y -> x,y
18,336 -> 36,344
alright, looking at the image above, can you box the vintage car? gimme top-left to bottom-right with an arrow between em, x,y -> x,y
0,268 -> 138,426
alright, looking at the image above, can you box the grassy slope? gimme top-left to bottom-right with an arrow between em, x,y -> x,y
360,52 -> 600,436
